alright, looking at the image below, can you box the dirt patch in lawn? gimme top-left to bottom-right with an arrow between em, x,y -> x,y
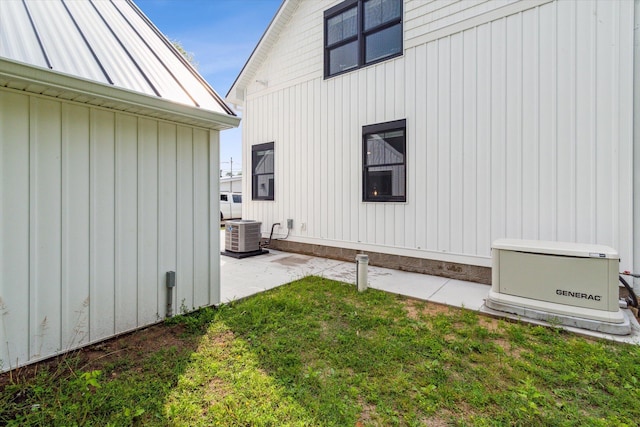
404,298 -> 452,319
0,322 -> 196,388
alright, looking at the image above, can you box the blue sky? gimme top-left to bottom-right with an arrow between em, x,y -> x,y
136,0 -> 282,176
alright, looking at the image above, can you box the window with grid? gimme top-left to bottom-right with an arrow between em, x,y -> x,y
325,0 -> 402,78
363,119 -> 406,202
252,142 -> 274,200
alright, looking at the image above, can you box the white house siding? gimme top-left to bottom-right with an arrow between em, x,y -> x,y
242,0 -> 635,271
0,88 -> 220,371
635,0 -> 640,291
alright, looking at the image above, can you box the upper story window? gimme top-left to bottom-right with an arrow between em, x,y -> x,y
252,142 -> 275,201
325,0 -> 403,78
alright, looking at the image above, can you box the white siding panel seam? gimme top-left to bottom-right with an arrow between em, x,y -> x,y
28,97 -> 36,360
486,21 -> 492,250
154,120 -> 160,317
58,100 -> 64,353
27,96 -> 33,361
405,0 -> 554,50
0,93 -> 3,364
192,133 -> 196,309
633,0 -> 640,285
590,0 -> 598,244
138,117 -> 144,322
112,111 -> 117,337
568,0 -> 578,241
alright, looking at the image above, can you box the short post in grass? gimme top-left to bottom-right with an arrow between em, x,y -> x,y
356,254 -> 369,292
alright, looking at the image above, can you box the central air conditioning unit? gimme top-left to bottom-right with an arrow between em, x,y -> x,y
225,220 -> 262,253
486,239 -> 631,335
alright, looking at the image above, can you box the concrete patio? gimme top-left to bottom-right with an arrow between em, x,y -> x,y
220,231 -> 640,345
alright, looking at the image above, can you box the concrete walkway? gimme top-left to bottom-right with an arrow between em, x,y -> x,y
220,232 -> 640,345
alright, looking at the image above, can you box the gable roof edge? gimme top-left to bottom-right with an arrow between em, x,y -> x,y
225,0 -> 300,107
125,0 -> 237,117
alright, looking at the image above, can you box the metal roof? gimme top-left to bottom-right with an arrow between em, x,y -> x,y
0,0 -> 236,119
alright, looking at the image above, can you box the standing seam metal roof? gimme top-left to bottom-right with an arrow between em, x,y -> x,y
0,0 -> 235,116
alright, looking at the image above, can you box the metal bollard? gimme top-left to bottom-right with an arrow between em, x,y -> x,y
355,254 -> 369,292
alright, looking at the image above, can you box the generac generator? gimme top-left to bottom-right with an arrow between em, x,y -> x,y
486,239 -> 630,335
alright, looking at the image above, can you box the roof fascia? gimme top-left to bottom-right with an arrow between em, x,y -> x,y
225,0 -> 299,106
0,58 -> 240,130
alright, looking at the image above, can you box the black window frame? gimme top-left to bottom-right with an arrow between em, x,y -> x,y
251,142 -> 275,201
324,0 -> 403,78
362,119 -> 406,202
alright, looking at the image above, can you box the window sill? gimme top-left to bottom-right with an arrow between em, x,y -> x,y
324,51 -> 403,80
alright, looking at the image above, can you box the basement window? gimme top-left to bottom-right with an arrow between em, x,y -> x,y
252,142 -> 275,200
363,119 -> 406,202
325,0 -> 402,78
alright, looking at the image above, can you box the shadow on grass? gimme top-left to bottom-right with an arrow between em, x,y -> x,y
208,275 -> 443,426
0,279 -> 326,426
3,276 -> 640,426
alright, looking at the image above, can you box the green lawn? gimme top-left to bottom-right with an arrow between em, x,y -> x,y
2,276 -> 640,426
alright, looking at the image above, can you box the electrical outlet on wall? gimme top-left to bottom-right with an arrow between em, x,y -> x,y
287,219 -> 293,229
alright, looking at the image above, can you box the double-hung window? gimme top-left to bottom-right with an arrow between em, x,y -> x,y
252,142 -> 274,200
325,0 -> 402,78
363,119 -> 406,202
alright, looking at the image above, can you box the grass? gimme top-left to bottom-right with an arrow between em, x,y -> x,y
2,276 -> 640,426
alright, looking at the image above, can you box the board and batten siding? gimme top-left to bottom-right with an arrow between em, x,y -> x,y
242,0 -> 635,271
0,88 -> 220,371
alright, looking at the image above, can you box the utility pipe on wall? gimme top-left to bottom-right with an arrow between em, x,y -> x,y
166,271 -> 176,317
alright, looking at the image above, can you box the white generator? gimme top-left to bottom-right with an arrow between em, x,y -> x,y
486,239 -> 630,335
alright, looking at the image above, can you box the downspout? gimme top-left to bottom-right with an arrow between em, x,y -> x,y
633,0 -> 640,294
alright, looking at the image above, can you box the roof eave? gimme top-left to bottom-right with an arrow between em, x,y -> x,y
0,58 -> 240,131
225,0 -> 300,106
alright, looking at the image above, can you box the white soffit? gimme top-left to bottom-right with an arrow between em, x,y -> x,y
0,0 -> 236,119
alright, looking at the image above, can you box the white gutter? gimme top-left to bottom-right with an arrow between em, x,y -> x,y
633,0 -> 640,292
0,58 -> 241,131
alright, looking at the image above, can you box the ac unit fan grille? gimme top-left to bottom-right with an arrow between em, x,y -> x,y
225,220 -> 261,253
